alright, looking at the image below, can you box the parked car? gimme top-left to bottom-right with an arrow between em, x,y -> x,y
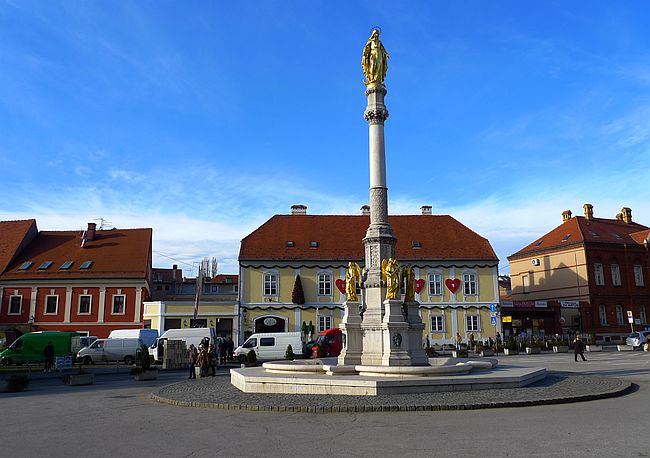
108,329 -> 158,347
77,338 -> 143,365
311,328 -> 343,358
233,332 -> 303,363
626,330 -> 650,350
0,331 -> 83,366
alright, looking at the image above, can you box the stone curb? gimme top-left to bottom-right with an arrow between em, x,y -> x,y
149,377 -> 633,414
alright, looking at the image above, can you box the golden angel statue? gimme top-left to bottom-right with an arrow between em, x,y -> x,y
345,261 -> 362,301
402,265 -> 416,302
362,28 -> 389,87
381,258 -> 401,300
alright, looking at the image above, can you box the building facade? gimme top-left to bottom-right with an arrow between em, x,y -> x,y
238,205 -> 501,346
508,205 -> 650,341
0,221 -> 152,338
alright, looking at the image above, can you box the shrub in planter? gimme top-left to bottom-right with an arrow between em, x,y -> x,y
7,374 -> 29,392
425,347 -> 438,357
246,350 -> 257,365
285,344 -> 296,360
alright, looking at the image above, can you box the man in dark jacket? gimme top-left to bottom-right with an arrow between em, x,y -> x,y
43,341 -> 55,372
227,337 -> 234,362
574,335 -> 587,362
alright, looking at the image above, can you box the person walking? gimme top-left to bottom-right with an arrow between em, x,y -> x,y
43,341 -> 55,372
187,344 -> 198,379
219,338 -> 228,365
455,332 -> 462,351
198,345 -> 209,378
227,337 -> 234,362
574,335 -> 587,362
208,343 -> 218,376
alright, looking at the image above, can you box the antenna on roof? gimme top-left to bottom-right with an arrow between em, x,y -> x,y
94,217 -> 114,230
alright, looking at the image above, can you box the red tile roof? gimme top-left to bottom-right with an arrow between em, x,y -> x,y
209,274 -> 239,284
509,216 -> 649,259
239,214 -> 498,262
0,219 -> 38,274
630,229 -> 650,245
0,227 -> 152,280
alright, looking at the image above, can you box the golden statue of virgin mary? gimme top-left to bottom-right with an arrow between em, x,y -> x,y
362,28 -> 389,87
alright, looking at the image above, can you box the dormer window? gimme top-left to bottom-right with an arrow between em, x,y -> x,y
18,261 -> 33,270
309,241 -> 319,248
561,234 -> 571,242
613,233 -> 623,239
38,261 -> 53,270
60,261 -> 74,270
590,231 -> 599,237
412,241 -> 421,249
286,241 -> 295,247
80,261 -> 93,270
535,240 -> 543,247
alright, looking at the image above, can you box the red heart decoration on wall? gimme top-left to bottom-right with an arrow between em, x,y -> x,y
335,279 -> 346,294
445,278 -> 461,293
415,279 -> 425,294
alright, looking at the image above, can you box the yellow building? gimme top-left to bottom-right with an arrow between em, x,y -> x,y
238,205 -> 500,346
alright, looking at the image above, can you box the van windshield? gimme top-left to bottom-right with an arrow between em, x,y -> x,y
90,340 -> 105,349
9,339 -> 23,350
629,332 -> 639,338
243,338 -> 257,348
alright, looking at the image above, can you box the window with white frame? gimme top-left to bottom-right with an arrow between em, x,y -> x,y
8,295 -> 22,315
112,295 -> 126,314
611,263 -> 621,286
522,275 -> 529,293
594,262 -> 604,286
319,315 -> 333,332
45,295 -> 58,314
428,273 -> 442,296
616,304 -> 624,325
599,304 -> 607,326
466,315 -> 480,332
430,315 -> 444,332
263,273 -> 278,296
78,295 -> 92,315
463,273 -> 477,295
318,272 -> 332,296
634,265 -> 644,287
640,305 -> 647,324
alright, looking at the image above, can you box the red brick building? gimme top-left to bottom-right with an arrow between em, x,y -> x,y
0,220 -> 152,338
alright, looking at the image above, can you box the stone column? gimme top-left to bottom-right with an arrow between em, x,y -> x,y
338,300 -> 363,365
64,286 -> 72,323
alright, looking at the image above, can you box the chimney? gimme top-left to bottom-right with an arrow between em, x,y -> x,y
583,203 -> 593,220
290,204 -> 307,215
421,205 -> 432,215
621,207 -> 632,224
562,210 -> 572,222
360,205 -> 370,215
86,222 -> 96,241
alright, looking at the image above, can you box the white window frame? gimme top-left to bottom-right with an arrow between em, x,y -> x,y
319,315 -> 333,332
466,314 -> 480,332
44,295 -> 59,315
594,262 -> 604,286
463,271 -> 478,296
8,295 -> 22,315
640,305 -> 647,324
263,272 -> 278,296
634,265 -> 644,287
112,294 -> 126,315
522,274 -> 529,293
599,304 -> 607,326
428,272 -> 442,296
78,294 -> 92,315
615,304 -> 624,325
611,264 -> 621,286
430,315 -> 444,332
317,272 -> 332,296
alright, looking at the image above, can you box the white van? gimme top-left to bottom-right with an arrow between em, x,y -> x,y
149,328 -> 217,362
233,332 -> 303,363
77,338 -> 143,365
108,329 -> 158,347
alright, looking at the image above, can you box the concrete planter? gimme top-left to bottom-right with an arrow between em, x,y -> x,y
617,345 -> 634,352
451,350 -> 468,358
134,370 -> 159,381
525,347 -> 541,354
553,346 -> 569,353
64,373 -> 94,386
503,349 -> 519,356
480,349 -> 495,357
586,345 -> 602,352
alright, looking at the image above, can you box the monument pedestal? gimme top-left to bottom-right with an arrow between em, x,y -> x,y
338,300 -> 363,366
381,299 -> 411,366
404,300 -> 429,365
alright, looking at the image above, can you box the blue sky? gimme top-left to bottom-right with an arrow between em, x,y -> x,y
2,1 -> 650,276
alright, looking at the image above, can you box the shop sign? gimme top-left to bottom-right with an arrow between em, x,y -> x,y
560,301 -> 579,309
500,301 -> 513,308
513,301 -> 535,308
534,301 -> 547,308
502,316 -> 512,323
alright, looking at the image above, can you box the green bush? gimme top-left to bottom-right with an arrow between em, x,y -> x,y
7,374 -> 29,392
247,350 -> 257,365
139,344 -> 151,371
285,344 -> 295,360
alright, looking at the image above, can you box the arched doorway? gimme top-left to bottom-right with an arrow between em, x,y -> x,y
254,315 -> 287,333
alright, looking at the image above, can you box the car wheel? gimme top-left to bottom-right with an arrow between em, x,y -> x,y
238,355 -> 247,364
1,357 -> 11,367
643,343 -> 649,352
124,356 -> 133,365
82,356 -> 93,365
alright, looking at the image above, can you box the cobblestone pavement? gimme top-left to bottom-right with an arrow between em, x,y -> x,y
152,369 -> 631,412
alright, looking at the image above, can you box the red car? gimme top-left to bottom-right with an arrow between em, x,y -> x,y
311,328 -> 343,358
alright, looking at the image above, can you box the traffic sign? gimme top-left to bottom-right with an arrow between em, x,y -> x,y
490,316 -> 498,326
627,310 -> 634,324
490,303 -> 497,313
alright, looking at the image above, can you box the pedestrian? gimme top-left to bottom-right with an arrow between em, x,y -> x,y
574,335 -> 587,362
187,344 -> 198,379
455,332 -> 462,351
208,343 -> 218,376
43,341 -> 55,372
219,338 -> 228,365
198,345 -> 209,377
227,337 -> 234,362
469,333 -> 475,351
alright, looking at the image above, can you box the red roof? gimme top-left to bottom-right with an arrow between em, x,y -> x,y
239,214 -> 497,262
0,219 -> 38,274
152,267 -> 183,283
630,229 -> 650,245
509,216 -> 649,259
1,227 -> 152,280
210,274 -> 238,284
